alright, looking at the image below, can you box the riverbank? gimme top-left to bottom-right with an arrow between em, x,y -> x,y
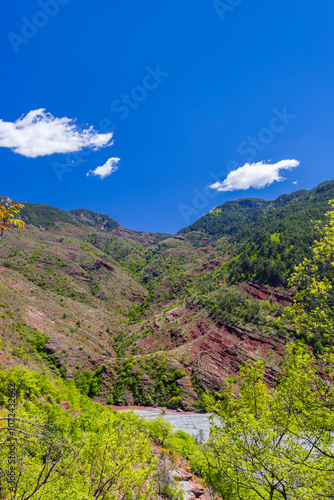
111,404 -> 205,414
112,405 -> 215,442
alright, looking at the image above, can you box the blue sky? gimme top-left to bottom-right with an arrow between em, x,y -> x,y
1,0 -> 334,233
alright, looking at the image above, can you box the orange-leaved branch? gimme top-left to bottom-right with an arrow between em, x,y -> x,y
0,203 -> 25,239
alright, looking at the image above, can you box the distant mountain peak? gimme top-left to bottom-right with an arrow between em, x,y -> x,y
0,195 -> 18,207
68,208 -> 121,232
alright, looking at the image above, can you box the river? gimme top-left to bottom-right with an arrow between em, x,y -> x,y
128,409 -> 215,441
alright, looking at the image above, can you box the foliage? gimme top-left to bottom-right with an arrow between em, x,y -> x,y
74,367 -> 104,397
20,202 -> 76,229
206,344 -> 334,499
209,288 -> 263,324
14,322 -> 49,352
0,203 -> 25,239
0,366 -> 157,499
68,208 -> 120,231
180,181 -> 334,285
282,199 -> 334,350
227,221 -> 319,286
167,396 -> 183,409
110,357 -> 186,407
182,181 -> 334,241
192,285 -> 281,337
154,453 -> 185,500
147,415 -> 175,447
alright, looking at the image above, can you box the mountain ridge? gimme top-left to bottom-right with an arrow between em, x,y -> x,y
1,180 -> 334,408
2,179 -> 334,238
178,180 -> 334,239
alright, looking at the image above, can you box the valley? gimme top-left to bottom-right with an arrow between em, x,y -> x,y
1,180 -> 334,409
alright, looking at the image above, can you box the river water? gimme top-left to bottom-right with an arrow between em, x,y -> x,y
129,409 -> 216,441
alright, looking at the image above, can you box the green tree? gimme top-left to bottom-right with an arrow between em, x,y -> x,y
207,345 -> 334,499
147,415 -> 174,447
286,199 -> 334,348
74,368 -> 103,397
78,412 -> 157,499
0,368 -> 158,499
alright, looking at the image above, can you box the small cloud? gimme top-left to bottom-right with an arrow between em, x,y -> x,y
293,181 -> 299,185
0,109 -> 113,158
87,157 -> 120,179
210,159 -> 300,192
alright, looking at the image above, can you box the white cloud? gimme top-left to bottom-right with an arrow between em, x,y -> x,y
293,181 -> 299,185
86,157 -> 121,179
210,160 -> 300,192
0,109 -> 113,158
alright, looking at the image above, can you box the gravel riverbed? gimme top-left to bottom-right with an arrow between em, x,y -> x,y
127,409 -> 215,441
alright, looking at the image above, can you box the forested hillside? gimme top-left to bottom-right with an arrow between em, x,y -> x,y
181,181 -> 334,285
2,181 -> 334,498
1,181 -> 334,409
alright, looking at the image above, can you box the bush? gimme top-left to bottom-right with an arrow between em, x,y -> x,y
74,367 -> 103,397
0,368 -> 157,499
167,396 -> 182,409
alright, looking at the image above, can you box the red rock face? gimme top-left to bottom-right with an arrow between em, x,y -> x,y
0,211 -> 293,408
60,401 -> 70,411
243,282 -> 293,306
129,296 -> 285,404
193,321 -> 284,391
176,376 -> 198,400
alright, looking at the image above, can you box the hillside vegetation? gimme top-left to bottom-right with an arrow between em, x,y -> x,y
1,181 -> 334,409
2,181 -> 334,498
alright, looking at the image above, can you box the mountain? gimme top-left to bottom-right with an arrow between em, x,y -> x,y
1,180 -> 334,409
180,181 -> 334,285
68,208 -> 120,232
0,197 -> 78,229
180,181 -> 334,240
